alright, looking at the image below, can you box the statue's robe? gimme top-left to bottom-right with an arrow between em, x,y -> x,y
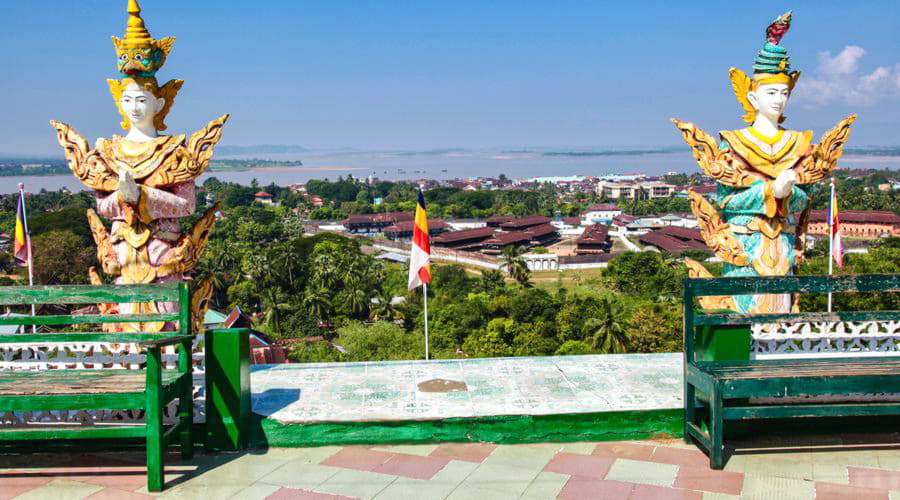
715,128 -> 811,313
94,135 -> 197,329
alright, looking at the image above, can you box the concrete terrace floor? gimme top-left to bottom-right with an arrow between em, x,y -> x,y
3,436 -> 900,499
250,354 -> 684,422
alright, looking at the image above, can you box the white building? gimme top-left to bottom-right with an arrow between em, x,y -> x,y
581,203 -> 623,225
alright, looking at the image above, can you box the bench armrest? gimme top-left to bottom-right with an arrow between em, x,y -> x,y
139,335 -> 194,348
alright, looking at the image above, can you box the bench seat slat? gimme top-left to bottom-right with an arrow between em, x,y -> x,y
694,310 -> 900,326
0,284 -> 180,305
0,313 -> 180,326
0,369 -> 182,396
0,425 -> 147,442
697,360 -> 900,379
724,402 -> 900,420
0,333 -> 188,344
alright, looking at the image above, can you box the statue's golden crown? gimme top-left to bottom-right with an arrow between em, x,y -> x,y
111,0 -> 175,78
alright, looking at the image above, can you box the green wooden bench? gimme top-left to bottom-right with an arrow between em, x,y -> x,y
0,283 -> 195,492
683,274 -> 900,469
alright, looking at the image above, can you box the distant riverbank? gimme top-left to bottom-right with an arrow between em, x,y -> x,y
5,150 -> 900,194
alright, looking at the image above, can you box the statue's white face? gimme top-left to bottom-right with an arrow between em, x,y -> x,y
747,83 -> 789,124
120,84 -> 165,131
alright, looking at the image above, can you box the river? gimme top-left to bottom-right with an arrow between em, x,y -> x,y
5,150 -> 900,194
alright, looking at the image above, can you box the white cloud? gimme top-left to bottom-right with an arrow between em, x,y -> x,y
794,45 -> 900,106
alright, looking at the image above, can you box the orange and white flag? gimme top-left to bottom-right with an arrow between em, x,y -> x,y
407,190 -> 432,290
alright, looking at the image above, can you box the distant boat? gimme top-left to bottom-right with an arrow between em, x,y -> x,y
441,169 -> 448,172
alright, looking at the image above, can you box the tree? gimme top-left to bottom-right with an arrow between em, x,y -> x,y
606,251 -> 682,299
585,297 -> 629,353
303,287 -> 333,320
500,245 -> 531,287
30,230 -> 96,284
337,321 -> 424,361
479,269 -> 506,295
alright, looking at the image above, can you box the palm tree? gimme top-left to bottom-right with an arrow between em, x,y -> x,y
500,245 -> 531,287
585,297 -> 629,353
344,276 -> 369,318
303,287 -> 333,321
260,288 -> 291,334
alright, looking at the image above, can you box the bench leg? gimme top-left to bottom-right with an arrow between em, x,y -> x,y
684,382 -> 696,444
709,383 -> 724,470
146,348 -> 165,492
179,376 -> 194,460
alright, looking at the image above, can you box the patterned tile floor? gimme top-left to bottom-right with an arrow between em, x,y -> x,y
251,354 -> 683,423
2,436 -> 900,499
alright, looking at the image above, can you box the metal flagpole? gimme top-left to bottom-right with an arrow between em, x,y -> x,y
827,178 -> 834,313
18,183 -> 36,332
423,282 -> 430,360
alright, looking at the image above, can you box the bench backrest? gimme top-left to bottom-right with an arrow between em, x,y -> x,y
0,282 -> 190,343
683,274 -> 900,364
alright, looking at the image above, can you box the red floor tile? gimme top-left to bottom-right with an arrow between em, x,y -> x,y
0,475 -> 54,500
592,442 -> 656,461
83,467 -> 149,491
319,447 -> 396,472
649,446 -> 711,468
558,476 -> 633,499
543,453 -> 615,479
85,487 -> 154,499
429,443 -> 497,463
371,453 -> 450,480
674,466 -> 744,495
266,487 -> 360,499
630,484 -> 703,500
848,467 -> 900,491
815,481 -> 889,500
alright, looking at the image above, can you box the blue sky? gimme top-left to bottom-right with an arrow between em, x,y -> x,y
1,1 -> 899,154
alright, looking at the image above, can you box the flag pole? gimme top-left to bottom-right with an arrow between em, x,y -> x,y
423,282 -> 430,360
827,178 -> 834,313
18,183 -> 36,332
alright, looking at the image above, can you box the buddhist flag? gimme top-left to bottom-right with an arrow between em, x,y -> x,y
407,190 -> 431,290
827,180 -> 843,269
13,189 -> 30,268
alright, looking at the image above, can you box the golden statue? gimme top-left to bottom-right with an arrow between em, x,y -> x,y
50,0 -> 225,331
672,12 -> 855,314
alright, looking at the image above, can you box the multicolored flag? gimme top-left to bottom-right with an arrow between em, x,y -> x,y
13,189 -> 31,268
407,190 -> 432,290
827,179 -> 843,269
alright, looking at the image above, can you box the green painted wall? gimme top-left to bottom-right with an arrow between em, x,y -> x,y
250,408 -> 683,448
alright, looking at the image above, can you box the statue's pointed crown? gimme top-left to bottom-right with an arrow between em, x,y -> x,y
108,0 -> 183,131
111,0 -> 175,78
729,11 -> 801,123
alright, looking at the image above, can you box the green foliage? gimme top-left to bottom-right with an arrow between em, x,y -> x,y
605,251 -> 683,299
336,321 -> 425,361
30,230 -> 96,285
555,340 -> 595,356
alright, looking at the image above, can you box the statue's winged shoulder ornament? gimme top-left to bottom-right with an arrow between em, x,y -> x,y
671,118 -> 757,188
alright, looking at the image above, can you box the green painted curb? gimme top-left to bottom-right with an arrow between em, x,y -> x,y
250,408 -> 683,448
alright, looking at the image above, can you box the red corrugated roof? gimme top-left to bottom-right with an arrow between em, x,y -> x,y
808,210 -> 900,225
500,216 -> 552,229
432,227 -> 496,243
576,223 -> 610,244
484,231 -> 533,245
384,219 -> 450,233
658,226 -> 704,242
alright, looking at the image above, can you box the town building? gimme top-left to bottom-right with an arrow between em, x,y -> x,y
485,215 -> 514,228
638,226 -> 709,254
481,223 -> 560,254
254,192 -> 275,205
581,203 -> 622,225
575,224 -> 611,254
807,210 -> 900,239
342,212 -> 414,234
431,227 -> 497,251
499,216 -> 552,231
383,219 -> 450,241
